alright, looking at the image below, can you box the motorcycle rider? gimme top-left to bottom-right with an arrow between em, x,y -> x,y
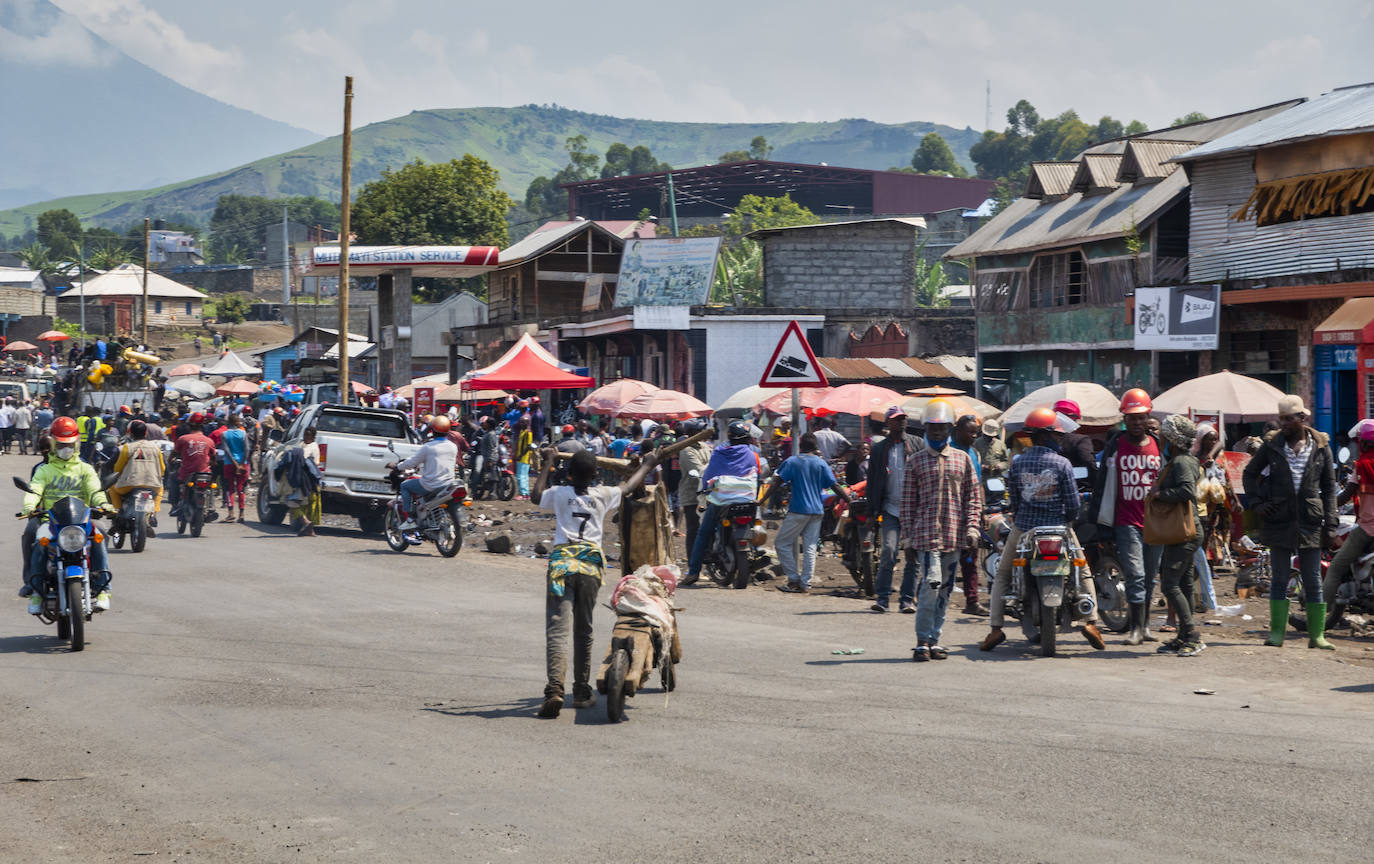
683,420 -> 767,585
476,416 -> 503,493
1054,399 -> 1099,490
1088,388 -> 1164,645
867,405 -> 925,613
21,416 -> 114,613
1325,420 -> 1374,631
108,420 -> 165,537
388,415 -> 458,531
171,412 -> 215,519
980,406 -> 1105,651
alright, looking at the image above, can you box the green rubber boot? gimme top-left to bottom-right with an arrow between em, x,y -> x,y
1265,598 -> 1289,647
1307,602 -> 1335,650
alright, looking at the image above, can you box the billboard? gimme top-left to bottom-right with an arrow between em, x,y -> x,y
614,237 -> 722,307
1133,284 -> 1221,351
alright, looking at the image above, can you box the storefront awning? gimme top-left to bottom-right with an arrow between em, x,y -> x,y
1314,297 -> 1374,344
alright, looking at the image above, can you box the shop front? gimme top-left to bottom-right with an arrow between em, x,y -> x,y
1312,298 -> 1374,441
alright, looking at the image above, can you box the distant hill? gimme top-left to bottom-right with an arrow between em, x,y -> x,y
0,104 -> 982,236
0,0 -> 320,214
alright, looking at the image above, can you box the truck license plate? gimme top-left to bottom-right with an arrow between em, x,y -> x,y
353,480 -> 392,494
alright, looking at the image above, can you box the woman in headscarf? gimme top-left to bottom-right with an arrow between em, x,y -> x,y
1153,414 -> 1206,657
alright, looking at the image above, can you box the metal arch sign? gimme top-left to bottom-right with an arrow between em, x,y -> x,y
311,246 -> 500,268
759,320 -> 829,388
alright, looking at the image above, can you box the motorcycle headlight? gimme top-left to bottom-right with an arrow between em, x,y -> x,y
57,525 -> 87,553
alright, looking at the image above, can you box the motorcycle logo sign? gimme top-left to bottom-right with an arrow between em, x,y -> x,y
1133,284 -> 1221,351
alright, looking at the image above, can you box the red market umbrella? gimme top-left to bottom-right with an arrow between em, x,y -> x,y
168,362 -> 201,377
578,378 -> 659,415
351,380 -> 376,395
215,378 -> 260,396
4,340 -> 39,352
37,330 -> 70,342
811,383 -> 904,418
757,387 -> 832,416
614,389 -> 713,420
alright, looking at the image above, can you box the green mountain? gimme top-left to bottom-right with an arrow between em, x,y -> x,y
0,105 -> 982,236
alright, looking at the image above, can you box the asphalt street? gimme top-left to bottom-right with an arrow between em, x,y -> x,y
1,493 -> 1371,863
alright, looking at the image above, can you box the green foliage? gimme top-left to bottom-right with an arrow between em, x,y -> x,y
208,194 -> 339,261
708,194 -> 818,305
1172,111 -> 1209,126
913,238 -> 949,308
17,242 -> 59,277
723,194 -> 816,237
749,136 -> 773,160
36,209 -> 81,259
214,294 -> 249,324
86,241 -> 131,270
352,156 -> 512,248
712,240 -> 763,304
718,149 -> 749,163
601,143 -> 669,178
911,133 -> 967,176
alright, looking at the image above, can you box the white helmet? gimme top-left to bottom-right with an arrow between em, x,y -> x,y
923,399 -> 955,425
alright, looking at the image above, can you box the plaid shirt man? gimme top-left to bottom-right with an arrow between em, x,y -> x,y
899,444 -> 983,552
1007,445 -> 1080,531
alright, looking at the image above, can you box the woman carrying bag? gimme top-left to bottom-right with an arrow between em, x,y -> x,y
1146,414 -> 1206,657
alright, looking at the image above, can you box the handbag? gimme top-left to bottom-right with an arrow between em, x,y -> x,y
1142,461 -> 1197,546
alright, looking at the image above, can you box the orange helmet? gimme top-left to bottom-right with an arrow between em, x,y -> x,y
430,415 -> 451,435
51,416 -> 79,444
1120,388 -> 1152,415
1023,405 -> 1078,433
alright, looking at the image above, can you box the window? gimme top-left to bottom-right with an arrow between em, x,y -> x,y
1229,330 -> 1292,378
1028,251 -> 1086,308
316,409 -> 409,439
154,300 -> 163,314
185,302 -> 193,316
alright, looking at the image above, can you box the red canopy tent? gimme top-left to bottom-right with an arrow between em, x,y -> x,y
462,333 -> 595,391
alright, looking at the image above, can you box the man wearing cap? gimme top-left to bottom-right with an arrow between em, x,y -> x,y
1243,395 -> 1337,649
867,405 -> 925,613
973,418 -> 1008,484
1089,388 -> 1165,645
1054,399 -> 1098,490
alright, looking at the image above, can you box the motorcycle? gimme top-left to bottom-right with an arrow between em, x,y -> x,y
822,482 -> 875,596
176,471 -> 219,537
13,477 -> 109,652
981,479 -> 1012,584
468,437 -> 516,501
107,486 -> 158,553
696,473 -> 769,589
382,443 -> 466,557
1006,525 -> 1097,657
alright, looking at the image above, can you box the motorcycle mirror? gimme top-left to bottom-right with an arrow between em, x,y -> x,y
1072,466 -> 1088,480
986,478 -> 1005,493
12,476 -> 32,493
1338,446 -> 1351,463
688,470 -> 701,478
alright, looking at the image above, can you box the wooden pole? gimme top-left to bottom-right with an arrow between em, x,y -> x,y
141,217 -> 149,344
338,76 -> 353,405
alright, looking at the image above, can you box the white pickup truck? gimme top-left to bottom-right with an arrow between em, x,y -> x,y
257,403 -> 420,533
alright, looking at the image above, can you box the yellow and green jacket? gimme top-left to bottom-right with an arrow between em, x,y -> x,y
23,454 -> 110,513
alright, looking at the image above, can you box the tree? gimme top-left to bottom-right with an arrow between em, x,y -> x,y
718,149 -> 750,163
601,142 -> 669,178
711,194 -> 818,304
16,243 -> 59,279
208,194 -> 338,261
1172,111 -> 1209,126
749,136 -> 773,160
525,135 -> 604,220
86,241 -> 131,270
723,194 -> 817,237
36,209 -> 81,259
913,238 -> 949,308
352,156 -> 511,248
215,294 -> 249,324
911,133 -> 968,176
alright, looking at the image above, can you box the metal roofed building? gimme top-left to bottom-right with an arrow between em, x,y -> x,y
57,263 -> 208,332
561,160 -> 995,222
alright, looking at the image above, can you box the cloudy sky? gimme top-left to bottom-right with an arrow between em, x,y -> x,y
44,0 -> 1374,135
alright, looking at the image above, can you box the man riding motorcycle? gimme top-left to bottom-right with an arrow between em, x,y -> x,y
388,415 -> 458,531
171,412 -> 215,518
21,416 -> 114,613
683,420 -> 767,585
108,419 -> 165,538
979,406 -> 1105,651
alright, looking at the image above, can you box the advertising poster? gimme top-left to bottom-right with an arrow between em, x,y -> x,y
1133,284 -> 1222,351
613,237 -> 723,306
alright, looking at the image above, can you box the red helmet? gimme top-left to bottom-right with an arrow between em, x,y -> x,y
1023,406 -> 1078,433
1052,399 -> 1081,419
119,404 -> 131,414
189,412 -> 205,425
51,416 -> 79,444
562,424 -> 575,435
1120,388 -> 1152,415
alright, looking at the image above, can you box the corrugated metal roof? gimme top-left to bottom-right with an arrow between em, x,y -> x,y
534,220 -> 656,239
57,264 -> 206,299
498,220 -> 622,266
1177,84 -> 1374,162
817,358 -> 887,380
816,356 -> 974,381
747,216 -> 926,240
1025,163 -> 1077,199
1116,140 -> 1194,183
868,357 -> 922,377
1071,154 -> 1124,194
947,169 -> 1188,258
1081,100 -> 1306,157
925,355 -> 977,381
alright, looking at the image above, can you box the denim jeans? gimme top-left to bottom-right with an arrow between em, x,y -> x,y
399,477 -> 429,516
874,514 -> 917,608
545,569 -> 600,699
914,550 -> 960,644
1270,545 -> 1323,603
516,462 -> 531,497
28,531 -> 110,593
776,512 -> 824,589
1193,546 -> 1217,611
687,503 -> 723,577
1114,524 -> 1162,605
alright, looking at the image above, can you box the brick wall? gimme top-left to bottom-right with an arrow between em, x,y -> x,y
762,222 -> 917,309
821,309 -> 974,357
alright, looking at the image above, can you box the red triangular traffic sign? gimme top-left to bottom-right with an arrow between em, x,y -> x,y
759,320 -> 829,388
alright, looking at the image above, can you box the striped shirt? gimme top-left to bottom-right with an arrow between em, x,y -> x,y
1284,434 -> 1312,491
899,444 -> 982,552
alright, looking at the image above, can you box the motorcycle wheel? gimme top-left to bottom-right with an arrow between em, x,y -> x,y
1040,597 -> 1058,658
706,545 -> 733,587
111,526 -> 126,549
1094,555 -> 1128,633
498,474 -> 516,501
176,512 -> 186,535
433,509 -> 462,558
256,479 -> 286,526
859,540 -> 875,597
384,508 -> 410,552
733,543 -> 750,590
56,599 -> 71,640
606,646 -> 630,723
131,513 -> 147,553
67,580 -> 84,652
191,508 -> 204,538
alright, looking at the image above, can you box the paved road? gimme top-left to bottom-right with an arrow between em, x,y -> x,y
1,498 -> 1371,863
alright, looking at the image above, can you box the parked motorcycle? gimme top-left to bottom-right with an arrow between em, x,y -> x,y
382,443 -> 465,557
107,486 -> 158,553
14,477 -> 110,652
468,437 -> 516,501
176,471 -> 218,537
1006,525 -> 1098,657
822,483 -> 875,596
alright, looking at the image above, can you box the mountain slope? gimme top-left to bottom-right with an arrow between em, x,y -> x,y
0,0 -> 319,210
0,104 -> 983,235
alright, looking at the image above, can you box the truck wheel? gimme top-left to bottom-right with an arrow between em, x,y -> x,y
256,480 -> 286,526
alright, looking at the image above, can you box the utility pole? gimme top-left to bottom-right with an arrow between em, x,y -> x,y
77,241 -> 86,351
985,80 -> 992,131
141,217 -> 150,345
281,205 -> 290,307
338,76 -> 353,406
666,172 -> 679,238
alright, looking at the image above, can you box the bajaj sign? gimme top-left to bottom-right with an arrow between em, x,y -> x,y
1133,284 -> 1221,351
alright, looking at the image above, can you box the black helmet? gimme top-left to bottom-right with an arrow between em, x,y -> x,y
727,420 -> 752,444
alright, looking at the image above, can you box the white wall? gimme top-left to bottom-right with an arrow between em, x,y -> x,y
695,315 -> 825,407
412,292 -> 488,359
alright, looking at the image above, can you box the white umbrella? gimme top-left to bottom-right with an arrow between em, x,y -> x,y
1002,382 -> 1122,428
714,385 -> 788,416
165,376 -> 214,399
1151,370 -> 1286,422
201,351 -> 260,376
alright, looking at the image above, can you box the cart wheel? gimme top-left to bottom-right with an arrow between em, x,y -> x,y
606,646 -> 630,723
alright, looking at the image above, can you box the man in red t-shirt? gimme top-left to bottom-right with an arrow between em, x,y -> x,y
172,413 -> 216,517
1327,421 -> 1374,629
1089,388 -> 1164,645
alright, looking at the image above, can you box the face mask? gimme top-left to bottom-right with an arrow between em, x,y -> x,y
1041,437 -> 1062,454
56,445 -> 75,460
925,434 -> 948,451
